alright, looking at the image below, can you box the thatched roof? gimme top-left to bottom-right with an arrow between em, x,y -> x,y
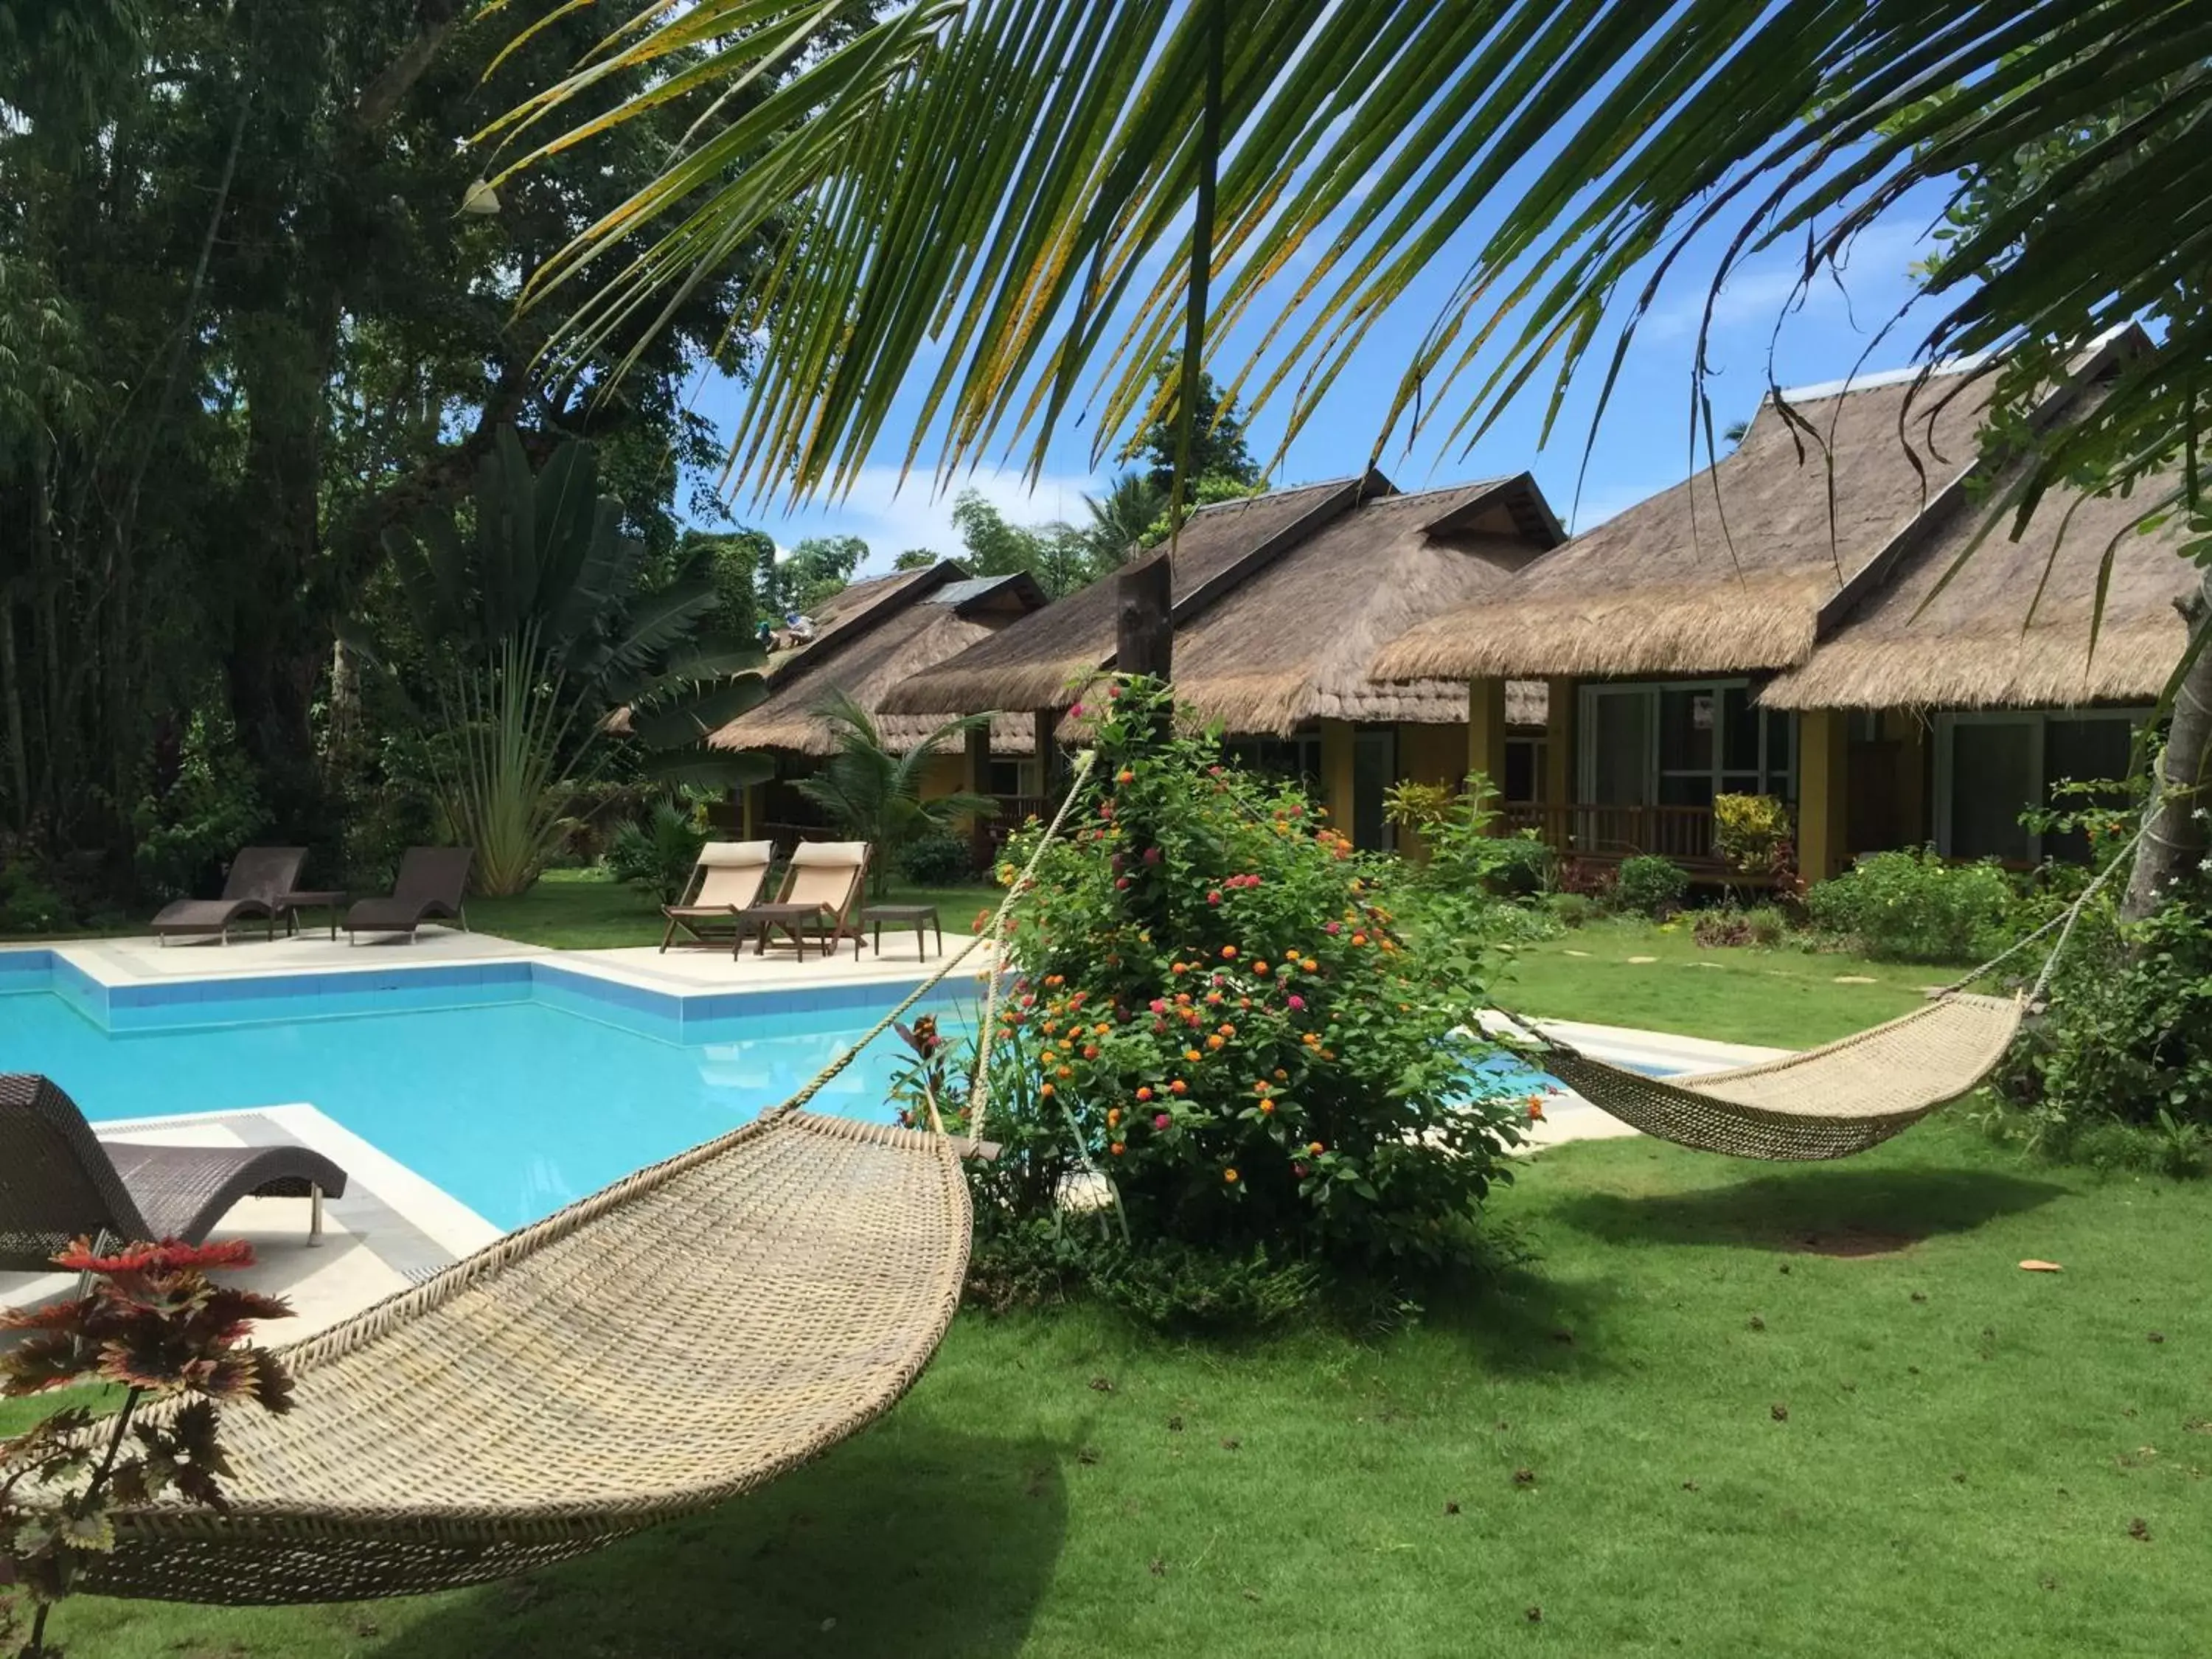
883,472 -> 1563,731
882,478 -> 1363,716
709,562 -> 1046,756
1764,465 -> 2200,709
1372,364 -> 1997,682
1169,476 -> 1561,733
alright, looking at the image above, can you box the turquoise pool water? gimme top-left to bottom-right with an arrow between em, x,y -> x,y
1,985 -> 956,1230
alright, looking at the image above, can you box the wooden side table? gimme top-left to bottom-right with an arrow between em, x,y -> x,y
863,904 -> 942,961
279,890 -> 349,941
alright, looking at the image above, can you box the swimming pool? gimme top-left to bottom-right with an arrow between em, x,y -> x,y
1,954 -> 973,1231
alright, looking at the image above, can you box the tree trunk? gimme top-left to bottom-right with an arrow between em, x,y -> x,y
1115,550 -> 1174,684
2124,567 -> 2212,920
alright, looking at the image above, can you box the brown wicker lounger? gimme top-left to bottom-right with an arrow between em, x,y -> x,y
344,846 -> 473,943
0,1074 -> 349,1270
151,846 -> 307,945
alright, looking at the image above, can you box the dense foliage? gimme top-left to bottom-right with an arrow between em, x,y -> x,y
1613,855 -> 1689,920
1992,888 -> 2212,1175
1805,849 -> 2022,964
793,691 -> 993,897
0,0 -> 861,913
900,680 -> 1526,1324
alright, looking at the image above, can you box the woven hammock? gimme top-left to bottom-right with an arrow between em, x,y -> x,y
1536,992 -> 2023,1161
74,757 -> 1100,1607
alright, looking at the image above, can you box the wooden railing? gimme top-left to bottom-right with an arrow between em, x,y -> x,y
1501,802 -> 1721,865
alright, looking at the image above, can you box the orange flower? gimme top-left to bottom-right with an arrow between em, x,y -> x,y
1170,1079 -> 1188,1095
1207,1034 -> 1225,1051
1224,1168 -> 1239,1183
1351,933 -> 1368,947
1302,958 -> 1318,973
1045,974 -> 1064,987
1217,1023 -> 1236,1037
1040,1048 -> 1057,1065
1110,1141 -> 1126,1155
1273,1068 -> 1288,1081
1040,1083 -> 1057,1098
1083,1045 -> 1100,1060
1186,1048 -> 1203,1062
1221,945 -> 1238,959
1308,1141 -> 1325,1155
1260,1099 -> 1275,1115
1526,1096 -> 1546,1124
1136,1085 -> 1153,1102
1107,1108 -> 1122,1127
1057,1065 -> 1074,1079
1253,961 -> 1270,975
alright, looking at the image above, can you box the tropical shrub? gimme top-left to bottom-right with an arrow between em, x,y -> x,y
605,799 -> 709,905
1,1239 -> 294,1656
1804,847 -> 2017,964
1713,793 -> 1792,874
903,677 -> 1524,1311
1991,891 -> 2212,1170
1543,891 -> 1594,929
1691,903 -> 1791,950
130,708 -> 268,901
0,859 -> 71,934
1613,854 -> 1688,919
897,828 -> 975,886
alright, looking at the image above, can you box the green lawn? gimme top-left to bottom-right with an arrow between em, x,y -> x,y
11,886 -> 2200,1656
18,1116 -> 2205,1658
1497,917 -> 1957,1048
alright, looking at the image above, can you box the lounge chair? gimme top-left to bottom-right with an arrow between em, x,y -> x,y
659,841 -> 774,954
739,841 -> 870,960
0,1073 -> 349,1268
344,846 -> 474,944
151,846 -> 307,945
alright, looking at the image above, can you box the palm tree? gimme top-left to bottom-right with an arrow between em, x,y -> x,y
493,1 -> 2211,902
1083,470 -> 1168,563
794,689 -> 997,896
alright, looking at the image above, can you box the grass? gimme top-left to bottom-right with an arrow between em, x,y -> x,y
12,883 -> 2199,1654
18,1116 -> 2207,1658
1496,916 -> 1955,1048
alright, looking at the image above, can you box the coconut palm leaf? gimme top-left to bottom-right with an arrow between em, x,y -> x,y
496,0 -> 2206,535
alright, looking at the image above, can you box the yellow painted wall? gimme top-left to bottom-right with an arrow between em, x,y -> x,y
1318,719 -> 1355,836
917,751 -> 967,801
1798,709 -> 1852,882
1465,679 -> 1508,832
1394,721 -> 1469,861
1545,677 -> 1577,808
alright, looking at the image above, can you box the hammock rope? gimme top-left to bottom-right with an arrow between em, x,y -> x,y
76,753 -> 1099,1607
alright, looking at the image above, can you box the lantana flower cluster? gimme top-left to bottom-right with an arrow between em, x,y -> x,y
976,677 -> 1521,1267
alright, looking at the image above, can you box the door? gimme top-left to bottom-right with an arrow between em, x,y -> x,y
1352,727 -> 1397,852
1943,717 -> 2037,862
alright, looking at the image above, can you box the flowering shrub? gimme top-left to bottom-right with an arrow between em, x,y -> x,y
1804,847 -> 2019,963
920,678 -> 1523,1289
1,1239 -> 293,1656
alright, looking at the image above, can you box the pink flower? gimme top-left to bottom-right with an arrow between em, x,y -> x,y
1150,998 -> 1167,1014
1068,702 -> 1084,717
1154,1113 -> 1171,1130
1287,994 -> 1305,1011
1107,684 -> 1122,699
1325,921 -> 1342,935
1115,876 -> 1130,889
1208,890 -> 1222,905
1142,846 -> 1161,864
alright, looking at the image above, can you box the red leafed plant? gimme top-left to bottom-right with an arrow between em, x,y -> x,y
0,1238 -> 293,1658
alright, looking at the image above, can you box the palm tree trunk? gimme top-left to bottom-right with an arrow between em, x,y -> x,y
2124,567 -> 2212,921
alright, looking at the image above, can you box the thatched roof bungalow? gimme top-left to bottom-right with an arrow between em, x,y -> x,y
709,560 -> 1046,848
882,470 -> 1565,849
1371,333 -> 2199,877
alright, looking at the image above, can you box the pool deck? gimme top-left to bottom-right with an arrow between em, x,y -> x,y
3,932 -> 1790,1336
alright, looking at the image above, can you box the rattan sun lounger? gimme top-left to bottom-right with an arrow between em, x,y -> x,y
344,846 -> 473,943
660,841 -> 773,954
151,846 -> 307,945
0,1074 -> 349,1269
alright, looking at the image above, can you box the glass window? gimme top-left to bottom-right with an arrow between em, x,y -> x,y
2043,718 -> 2136,863
1763,709 -> 1794,791
1722,686 -> 1760,771
1659,689 -> 1713,772
1949,720 -> 2038,863
1588,692 -> 1652,805
1503,740 -> 1540,804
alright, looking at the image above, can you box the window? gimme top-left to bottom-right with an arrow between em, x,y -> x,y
1579,681 -> 1795,808
1503,738 -> 1544,804
1222,732 -> 1322,790
1935,709 -> 2144,863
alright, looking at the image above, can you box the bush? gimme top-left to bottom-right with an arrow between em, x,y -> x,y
1613,854 -> 1688,919
897,828 -> 975,886
1544,892 -> 1594,929
1713,793 -> 1792,874
0,858 -> 72,933
1744,904 -> 1790,948
605,799 -> 708,905
902,677 -> 1523,1305
1689,903 -> 1793,950
1992,891 -> 2212,1157
131,707 -> 268,900
1804,846 -> 2017,963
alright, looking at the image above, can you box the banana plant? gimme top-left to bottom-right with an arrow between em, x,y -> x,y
376,426 -> 771,894
793,688 -> 997,896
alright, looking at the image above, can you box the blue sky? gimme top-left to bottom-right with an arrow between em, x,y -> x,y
684,141 -> 1955,577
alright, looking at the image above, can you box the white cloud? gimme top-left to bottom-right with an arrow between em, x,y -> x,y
1641,219 -> 1933,344
741,463 -> 1108,574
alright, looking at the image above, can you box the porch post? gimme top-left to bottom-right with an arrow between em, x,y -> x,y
1319,718 -> 1355,835
1893,712 -> 1930,846
1797,709 -> 1851,883
740,782 -> 759,840
1543,678 -> 1576,805
965,721 -> 993,872
1466,678 -> 1508,832
1033,706 -> 1063,804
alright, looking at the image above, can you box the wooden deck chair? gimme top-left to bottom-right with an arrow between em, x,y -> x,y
659,841 -> 773,954
741,841 -> 869,960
